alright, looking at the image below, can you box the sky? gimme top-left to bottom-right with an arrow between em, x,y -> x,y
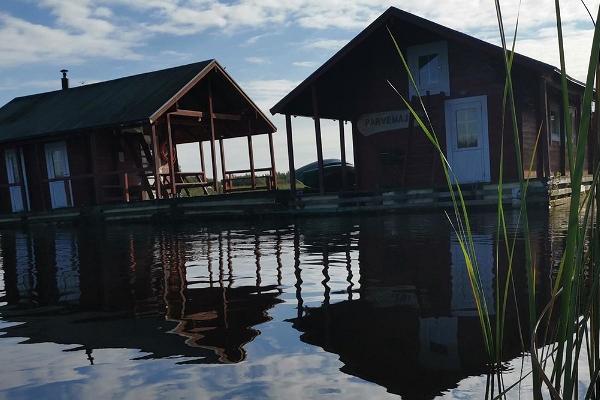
0,0 -> 599,175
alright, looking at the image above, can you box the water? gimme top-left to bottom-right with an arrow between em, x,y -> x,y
0,210 -> 568,399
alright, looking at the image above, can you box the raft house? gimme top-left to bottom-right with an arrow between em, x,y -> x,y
0,60 -> 282,223
0,7 -> 597,225
271,6 -> 596,210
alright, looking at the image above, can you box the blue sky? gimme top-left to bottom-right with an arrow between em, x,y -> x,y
0,0 -> 598,173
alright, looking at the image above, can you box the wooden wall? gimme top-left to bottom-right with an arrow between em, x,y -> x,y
0,128 -> 143,214
298,20 -> 591,192
346,24 -> 520,192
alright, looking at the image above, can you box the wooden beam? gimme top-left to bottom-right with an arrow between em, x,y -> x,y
219,138 -> 227,192
213,113 -> 243,121
247,135 -> 256,189
208,77 -> 218,192
268,132 -> 277,190
311,85 -> 325,195
151,123 -> 162,199
166,115 -> 177,197
339,120 -> 347,191
199,141 -> 206,176
285,114 -> 296,195
351,120 -> 361,190
168,109 -> 203,118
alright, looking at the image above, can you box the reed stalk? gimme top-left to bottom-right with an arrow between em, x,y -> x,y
388,1 -> 600,397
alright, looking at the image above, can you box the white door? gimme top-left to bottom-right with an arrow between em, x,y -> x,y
444,96 -> 491,184
45,141 -> 72,209
5,148 -> 28,212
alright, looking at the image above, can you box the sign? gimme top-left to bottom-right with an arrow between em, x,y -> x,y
357,110 -> 410,136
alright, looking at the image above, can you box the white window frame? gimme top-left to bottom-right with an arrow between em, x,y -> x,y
407,41 -> 450,98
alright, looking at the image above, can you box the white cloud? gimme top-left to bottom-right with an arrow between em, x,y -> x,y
0,6 -> 142,67
241,79 -> 299,113
292,61 -> 318,68
245,56 -> 270,65
303,39 -> 347,51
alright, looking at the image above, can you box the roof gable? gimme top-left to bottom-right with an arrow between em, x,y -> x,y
0,60 -> 215,143
270,6 -> 580,116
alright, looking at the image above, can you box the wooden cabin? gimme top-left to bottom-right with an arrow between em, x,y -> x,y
271,7 -> 595,200
0,60 -> 277,214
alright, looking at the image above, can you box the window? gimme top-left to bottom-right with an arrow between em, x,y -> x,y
550,110 -> 560,143
455,107 -> 480,149
407,41 -> 450,98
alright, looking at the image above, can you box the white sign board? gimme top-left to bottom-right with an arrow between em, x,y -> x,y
357,110 -> 410,136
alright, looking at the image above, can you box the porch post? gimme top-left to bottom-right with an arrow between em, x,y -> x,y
285,115 -> 296,195
268,132 -> 277,190
208,78 -> 218,192
151,123 -> 162,199
199,141 -> 206,179
351,120 -> 361,190
247,135 -> 256,189
219,138 -> 227,192
311,85 -> 325,195
166,114 -> 176,197
339,120 -> 347,191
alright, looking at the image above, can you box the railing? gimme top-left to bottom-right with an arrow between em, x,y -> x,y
39,167 -> 155,204
159,171 -> 212,196
223,167 -> 276,192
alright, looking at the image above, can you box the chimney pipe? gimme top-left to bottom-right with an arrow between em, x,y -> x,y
60,69 -> 69,90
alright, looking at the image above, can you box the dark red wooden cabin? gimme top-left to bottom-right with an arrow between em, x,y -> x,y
271,7 -> 594,195
0,60 -> 277,214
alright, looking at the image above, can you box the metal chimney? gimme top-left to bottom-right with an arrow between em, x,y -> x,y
60,69 -> 69,90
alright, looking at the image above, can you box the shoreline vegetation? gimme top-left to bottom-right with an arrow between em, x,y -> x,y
389,1 -> 600,398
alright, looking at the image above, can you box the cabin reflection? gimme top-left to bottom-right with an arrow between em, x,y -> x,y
0,226 -> 283,364
290,212 -> 553,400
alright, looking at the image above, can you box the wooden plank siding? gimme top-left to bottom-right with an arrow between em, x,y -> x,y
347,24 -> 525,191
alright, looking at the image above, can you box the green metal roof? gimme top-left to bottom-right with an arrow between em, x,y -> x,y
0,60 -> 214,143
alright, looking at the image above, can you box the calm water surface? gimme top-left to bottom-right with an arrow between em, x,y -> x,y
0,210 -> 569,399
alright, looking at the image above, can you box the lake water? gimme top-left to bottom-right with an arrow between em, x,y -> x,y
0,209 -> 569,399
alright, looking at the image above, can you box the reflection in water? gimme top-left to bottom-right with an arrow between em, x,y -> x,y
0,210 -> 563,398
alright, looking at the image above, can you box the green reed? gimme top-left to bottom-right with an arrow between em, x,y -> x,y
388,1 -> 600,398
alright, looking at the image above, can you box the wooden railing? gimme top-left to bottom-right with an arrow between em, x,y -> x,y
39,167 -> 155,204
223,167 -> 276,192
159,171 -> 212,196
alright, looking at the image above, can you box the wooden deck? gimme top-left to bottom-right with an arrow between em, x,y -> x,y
0,176 -> 589,227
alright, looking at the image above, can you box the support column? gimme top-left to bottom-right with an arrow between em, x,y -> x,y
285,114 -> 296,195
268,132 -> 277,190
219,138 -> 226,192
151,123 -> 162,199
199,141 -> 206,179
247,135 -> 256,189
166,114 -> 176,197
339,120 -> 347,191
311,85 -> 325,195
208,78 -> 218,192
